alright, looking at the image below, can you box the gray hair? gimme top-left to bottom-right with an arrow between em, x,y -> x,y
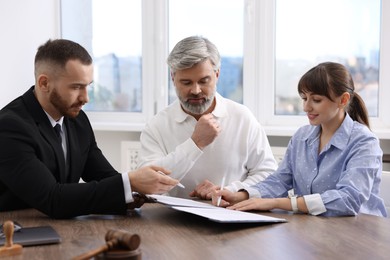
167,36 -> 221,74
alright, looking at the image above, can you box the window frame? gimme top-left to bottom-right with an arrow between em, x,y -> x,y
61,0 -> 164,132
245,0 -> 390,139
61,0 -> 390,139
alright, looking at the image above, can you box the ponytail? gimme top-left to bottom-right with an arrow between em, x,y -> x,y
348,92 -> 370,129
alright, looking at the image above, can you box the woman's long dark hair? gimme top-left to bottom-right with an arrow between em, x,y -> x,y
297,62 -> 370,129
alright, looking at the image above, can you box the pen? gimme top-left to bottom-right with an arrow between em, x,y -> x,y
217,175 -> 226,207
157,171 -> 185,189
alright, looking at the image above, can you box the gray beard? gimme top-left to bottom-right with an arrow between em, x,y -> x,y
179,91 -> 215,115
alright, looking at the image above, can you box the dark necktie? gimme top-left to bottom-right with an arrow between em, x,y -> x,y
53,123 -> 68,180
54,124 -> 62,144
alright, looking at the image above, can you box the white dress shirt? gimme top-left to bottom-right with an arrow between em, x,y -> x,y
138,93 -> 277,198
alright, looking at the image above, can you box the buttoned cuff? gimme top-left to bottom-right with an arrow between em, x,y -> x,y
185,138 -> 204,160
122,172 -> 134,203
242,187 -> 262,198
225,181 -> 248,193
304,193 -> 326,215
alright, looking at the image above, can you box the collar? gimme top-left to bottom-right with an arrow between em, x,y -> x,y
44,110 -> 64,128
304,113 -> 353,150
173,92 -> 228,123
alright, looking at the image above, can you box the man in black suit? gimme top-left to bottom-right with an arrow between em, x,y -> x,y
0,39 -> 178,219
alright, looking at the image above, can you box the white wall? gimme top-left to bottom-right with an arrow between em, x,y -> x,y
1,0 -> 389,171
94,131 -> 140,171
0,0 -> 61,108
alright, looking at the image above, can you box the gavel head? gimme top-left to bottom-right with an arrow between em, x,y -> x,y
105,230 -> 140,251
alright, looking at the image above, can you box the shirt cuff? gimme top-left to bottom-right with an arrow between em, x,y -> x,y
184,138 -> 203,160
243,187 -> 262,198
121,172 -> 134,203
303,193 -> 327,215
225,181 -> 249,193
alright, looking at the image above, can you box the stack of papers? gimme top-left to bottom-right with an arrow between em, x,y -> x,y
148,195 -> 286,223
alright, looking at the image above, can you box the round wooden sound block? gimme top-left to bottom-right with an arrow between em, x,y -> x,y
95,248 -> 142,260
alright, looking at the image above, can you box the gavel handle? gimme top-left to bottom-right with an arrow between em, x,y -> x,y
72,239 -> 117,260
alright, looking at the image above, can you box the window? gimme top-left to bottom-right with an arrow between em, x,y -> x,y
245,0 -> 390,138
61,0 -> 150,130
275,0 -> 380,117
87,0 -> 142,112
61,0 -> 390,138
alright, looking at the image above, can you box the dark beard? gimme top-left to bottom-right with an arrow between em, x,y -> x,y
49,88 -> 83,118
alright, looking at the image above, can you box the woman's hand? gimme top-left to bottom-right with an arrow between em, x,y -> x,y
227,198 -> 278,211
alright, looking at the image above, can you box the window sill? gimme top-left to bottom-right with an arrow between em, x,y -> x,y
90,122 -> 145,132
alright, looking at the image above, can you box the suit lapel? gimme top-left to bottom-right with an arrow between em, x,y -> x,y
64,118 -> 81,182
36,116 -> 67,183
22,87 -> 67,183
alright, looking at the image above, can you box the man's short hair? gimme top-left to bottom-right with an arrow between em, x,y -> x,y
167,36 -> 221,74
34,39 -> 92,78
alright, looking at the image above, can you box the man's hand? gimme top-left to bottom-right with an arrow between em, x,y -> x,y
191,114 -> 221,150
189,179 -> 218,200
128,166 -> 179,195
127,193 -> 150,209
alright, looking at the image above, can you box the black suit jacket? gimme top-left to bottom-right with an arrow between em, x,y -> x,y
0,87 -> 127,218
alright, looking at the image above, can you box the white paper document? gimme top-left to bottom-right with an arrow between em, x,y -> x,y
148,194 -> 216,208
148,194 -> 286,223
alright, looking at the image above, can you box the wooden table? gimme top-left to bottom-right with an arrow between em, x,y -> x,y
0,203 -> 389,259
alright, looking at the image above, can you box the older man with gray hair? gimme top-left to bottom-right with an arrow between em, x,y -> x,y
138,36 -> 277,199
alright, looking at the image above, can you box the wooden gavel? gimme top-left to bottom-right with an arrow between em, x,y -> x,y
0,220 -> 23,257
73,229 -> 141,260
